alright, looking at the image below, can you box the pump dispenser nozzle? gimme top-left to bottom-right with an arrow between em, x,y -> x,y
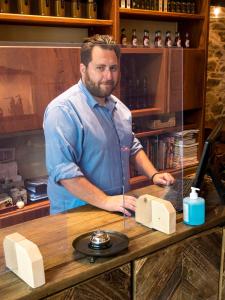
190,187 -> 200,200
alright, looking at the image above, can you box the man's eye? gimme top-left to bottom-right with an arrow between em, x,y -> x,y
96,66 -> 105,71
110,66 -> 118,72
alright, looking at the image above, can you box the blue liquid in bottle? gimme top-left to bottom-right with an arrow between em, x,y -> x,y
183,187 -> 205,226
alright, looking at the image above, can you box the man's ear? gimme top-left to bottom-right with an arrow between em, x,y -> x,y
80,63 -> 86,76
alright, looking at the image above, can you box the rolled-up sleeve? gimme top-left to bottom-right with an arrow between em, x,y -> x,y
130,133 -> 143,156
43,105 -> 84,184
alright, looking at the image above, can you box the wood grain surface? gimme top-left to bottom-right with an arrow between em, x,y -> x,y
0,185 -> 224,300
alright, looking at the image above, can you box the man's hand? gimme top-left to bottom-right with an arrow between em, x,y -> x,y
104,195 -> 137,217
152,172 -> 175,186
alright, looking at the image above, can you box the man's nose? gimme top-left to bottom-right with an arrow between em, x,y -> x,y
104,69 -> 113,80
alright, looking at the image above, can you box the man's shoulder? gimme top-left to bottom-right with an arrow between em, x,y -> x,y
111,94 -> 131,114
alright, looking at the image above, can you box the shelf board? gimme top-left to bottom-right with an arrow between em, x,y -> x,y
119,8 -> 205,21
131,108 -> 161,117
135,123 -> 198,138
0,13 -> 113,27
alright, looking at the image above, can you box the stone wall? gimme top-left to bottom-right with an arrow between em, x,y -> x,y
206,7 -> 225,123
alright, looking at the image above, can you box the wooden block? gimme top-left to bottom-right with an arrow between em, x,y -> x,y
135,194 -> 176,234
3,232 -> 25,272
135,194 -> 152,228
3,232 -> 45,288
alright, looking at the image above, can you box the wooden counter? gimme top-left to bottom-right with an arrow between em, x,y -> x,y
0,185 -> 225,300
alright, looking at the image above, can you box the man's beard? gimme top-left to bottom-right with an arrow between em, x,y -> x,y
84,72 -> 118,98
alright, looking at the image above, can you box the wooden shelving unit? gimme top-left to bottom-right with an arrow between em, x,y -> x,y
0,13 -> 113,27
0,0 -> 209,225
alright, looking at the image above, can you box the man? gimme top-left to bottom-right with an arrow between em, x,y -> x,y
43,35 -> 174,215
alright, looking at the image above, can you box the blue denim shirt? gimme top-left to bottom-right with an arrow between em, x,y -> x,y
43,80 -> 142,214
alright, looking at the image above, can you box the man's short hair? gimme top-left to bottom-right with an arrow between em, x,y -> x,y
81,35 -> 120,67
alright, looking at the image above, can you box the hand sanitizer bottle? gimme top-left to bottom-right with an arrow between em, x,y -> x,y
183,187 -> 205,226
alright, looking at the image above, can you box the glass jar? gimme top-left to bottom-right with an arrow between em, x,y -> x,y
0,0 -> 10,13
54,0 -> 65,17
38,0 -> 50,16
71,0 -> 81,18
86,0 -> 97,19
17,0 -> 30,14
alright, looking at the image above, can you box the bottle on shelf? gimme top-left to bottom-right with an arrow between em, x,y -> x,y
120,28 -> 128,47
126,0 -> 131,8
0,0 -> 10,13
132,0 -> 140,9
131,29 -> 138,47
170,0 -> 175,12
54,0 -> 65,17
174,32 -> 182,47
17,0 -> 30,14
143,29 -> 150,47
165,31 -> 172,47
184,32 -> 190,48
145,0 -> 150,10
156,30 -> 162,48
186,0 -> 191,13
71,0 -> 81,18
86,0 -> 97,19
190,0 -> 196,14
38,0 -> 51,16
176,0 -> 181,13
142,0 -> 146,9
120,0 -> 126,8
181,0 -> 187,13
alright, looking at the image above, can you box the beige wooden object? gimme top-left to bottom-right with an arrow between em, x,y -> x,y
135,194 -> 176,234
3,232 -> 45,288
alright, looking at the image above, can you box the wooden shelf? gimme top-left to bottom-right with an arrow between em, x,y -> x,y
0,200 -> 50,228
119,8 -> 205,21
135,123 -> 198,138
0,13 -> 113,27
131,108 -> 162,118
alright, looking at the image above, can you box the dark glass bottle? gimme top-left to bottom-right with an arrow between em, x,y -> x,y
54,0 -> 65,17
181,0 -> 187,13
135,78 -> 141,109
145,0 -> 150,10
190,0 -> 195,14
127,78 -> 134,109
87,0 -> 97,19
120,28 -> 127,47
170,0 -> 175,12
71,0 -> 81,18
184,32 -> 190,48
143,29 -> 150,47
140,0 -> 145,9
38,0 -> 51,16
17,0 -> 30,14
174,32 -> 182,47
131,29 -> 138,47
186,0 -> 191,13
165,31 -> 172,47
0,0 -> 10,13
157,30 -> 162,48
176,0 -> 181,13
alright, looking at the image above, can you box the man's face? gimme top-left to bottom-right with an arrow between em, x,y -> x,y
80,46 -> 119,102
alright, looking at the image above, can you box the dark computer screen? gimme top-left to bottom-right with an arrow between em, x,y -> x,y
193,120 -> 225,202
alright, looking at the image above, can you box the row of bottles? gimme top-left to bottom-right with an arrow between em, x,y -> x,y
120,0 -> 196,14
121,29 -> 190,48
0,0 -> 97,18
121,76 -> 150,110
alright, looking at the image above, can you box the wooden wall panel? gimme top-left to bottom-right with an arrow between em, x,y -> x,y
45,264 -> 131,300
0,47 -> 81,133
134,228 -> 222,300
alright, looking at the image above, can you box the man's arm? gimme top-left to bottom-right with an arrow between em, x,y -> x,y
60,176 -> 136,216
131,149 -> 174,185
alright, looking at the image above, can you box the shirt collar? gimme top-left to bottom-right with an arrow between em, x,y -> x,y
78,79 -> 117,113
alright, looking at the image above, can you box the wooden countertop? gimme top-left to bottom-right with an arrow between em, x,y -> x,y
0,185 -> 225,300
